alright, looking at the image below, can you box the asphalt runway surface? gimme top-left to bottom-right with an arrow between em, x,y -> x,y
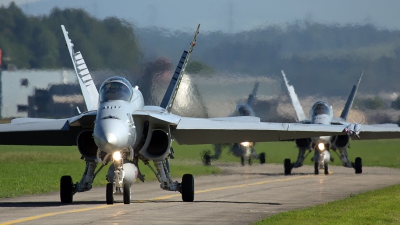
1,164 -> 400,225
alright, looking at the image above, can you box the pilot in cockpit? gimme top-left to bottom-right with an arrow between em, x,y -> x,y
99,78 -> 133,103
311,102 -> 330,116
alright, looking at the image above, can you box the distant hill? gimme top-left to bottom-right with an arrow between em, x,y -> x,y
1,4 -> 400,98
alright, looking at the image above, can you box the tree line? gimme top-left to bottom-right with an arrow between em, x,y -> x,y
0,3 -> 142,72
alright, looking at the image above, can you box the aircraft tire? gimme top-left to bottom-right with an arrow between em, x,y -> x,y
324,162 -> 329,175
106,183 -> 114,205
314,162 -> 319,175
202,152 -> 211,166
259,153 -> 266,164
284,158 -> 292,175
60,175 -> 73,203
240,156 -> 245,166
355,157 -> 362,174
123,182 -> 131,204
181,174 -> 194,202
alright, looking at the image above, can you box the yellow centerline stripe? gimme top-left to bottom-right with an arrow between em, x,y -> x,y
152,175 -> 311,200
1,205 -> 116,225
1,175 -> 311,224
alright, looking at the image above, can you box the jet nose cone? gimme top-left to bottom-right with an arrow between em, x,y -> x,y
105,133 -> 117,146
93,119 -> 130,153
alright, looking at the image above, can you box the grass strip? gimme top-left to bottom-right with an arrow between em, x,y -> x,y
254,184 -> 400,225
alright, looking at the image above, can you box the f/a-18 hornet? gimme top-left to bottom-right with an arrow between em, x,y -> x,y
202,82 -> 266,166
281,70 -> 400,175
0,25 -> 399,205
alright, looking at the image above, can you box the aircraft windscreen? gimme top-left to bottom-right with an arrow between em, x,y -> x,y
99,80 -> 133,103
310,102 -> 330,116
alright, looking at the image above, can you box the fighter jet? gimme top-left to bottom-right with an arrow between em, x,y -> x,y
202,82 -> 266,166
0,26 -> 399,206
281,70 -> 384,175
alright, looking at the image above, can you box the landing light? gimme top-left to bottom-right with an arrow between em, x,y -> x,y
240,142 -> 250,147
318,143 -> 325,151
113,151 -> 122,161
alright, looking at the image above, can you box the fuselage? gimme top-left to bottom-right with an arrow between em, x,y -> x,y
309,101 -> 334,148
93,76 -> 144,154
231,101 -> 256,155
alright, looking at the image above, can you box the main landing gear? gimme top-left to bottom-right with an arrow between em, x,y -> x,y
353,157 -> 362,174
284,158 -> 293,175
181,174 -> 194,202
60,176 -> 74,203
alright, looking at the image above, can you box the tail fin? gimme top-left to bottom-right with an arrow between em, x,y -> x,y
281,70 -> 308,122
340,70 -> 364,120
61,25 -> 99,112
160,24 -> 200,112
247,82 -> 259,106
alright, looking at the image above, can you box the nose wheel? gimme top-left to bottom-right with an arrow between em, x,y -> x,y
106,183 -> 114,204
181,174 -> 194,202
314,162 -> 319,175
123,183 -> 131,204
324,162 -> 329,175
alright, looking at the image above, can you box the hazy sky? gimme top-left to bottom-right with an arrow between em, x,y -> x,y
1,0 -> 399,32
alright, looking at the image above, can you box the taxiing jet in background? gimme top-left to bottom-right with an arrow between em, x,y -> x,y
281,70 -> 374,175
202,82 -> 266,166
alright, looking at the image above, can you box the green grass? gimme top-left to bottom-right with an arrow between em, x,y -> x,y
0,144 -> 220,198
254,184 -> 400,225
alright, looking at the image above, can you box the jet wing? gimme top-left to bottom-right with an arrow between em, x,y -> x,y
351,124 -> 400,140
0,112 -> 97,146
171,118 -> 349,145
0,119 -> 81,146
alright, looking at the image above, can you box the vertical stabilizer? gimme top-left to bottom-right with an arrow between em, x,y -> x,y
160,24 -> 200,112
61,25 -> 99,112
247,82 -> 259,106
340,70 -> 364,120
281,70 -> 308,122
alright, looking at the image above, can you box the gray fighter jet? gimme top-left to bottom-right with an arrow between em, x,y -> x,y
0,25 -> 399,205
281,70 -> 395,175
202,82 -> 266,166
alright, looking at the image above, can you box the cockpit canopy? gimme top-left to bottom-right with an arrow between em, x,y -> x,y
310,101 -> 332,117
99,76 -> 133,103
